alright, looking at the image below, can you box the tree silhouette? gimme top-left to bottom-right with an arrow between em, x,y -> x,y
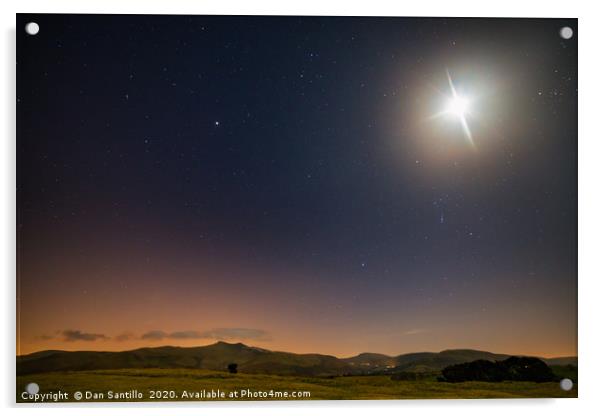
440,356 -> 556,383
227,363 -> 238,374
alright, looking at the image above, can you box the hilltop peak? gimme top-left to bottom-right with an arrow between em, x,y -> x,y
439,349 -> 489,354
213,341 -> 249,348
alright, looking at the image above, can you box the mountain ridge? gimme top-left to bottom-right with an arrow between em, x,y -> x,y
17,341 -> 577,376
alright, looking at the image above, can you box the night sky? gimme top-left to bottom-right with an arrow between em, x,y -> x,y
17,15 -> 577,357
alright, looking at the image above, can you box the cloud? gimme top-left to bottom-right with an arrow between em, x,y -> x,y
115,331 -> 135,342
39,328 -> 270,343
139,328 -> 270,342
62,330 -> 109,342
199,328 -> 271,341
141,330 -> 169,340
170,330 -> 203,339
37,330 -> 64,340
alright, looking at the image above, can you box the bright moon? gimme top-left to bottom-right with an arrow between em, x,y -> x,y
446,95 -> 469,118
431,70 -> 474,146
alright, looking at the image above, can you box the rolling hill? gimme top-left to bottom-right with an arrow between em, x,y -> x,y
344,349 -> 513,373
17,341 -> 576,377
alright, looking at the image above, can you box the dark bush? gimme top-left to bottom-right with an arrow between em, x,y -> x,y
440,356 -> 556,383
441,359 -> 506,382
227,363 -> 238,374
499,356 -> 556,382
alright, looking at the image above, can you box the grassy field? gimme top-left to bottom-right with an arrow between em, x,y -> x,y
17,368 -> 577,402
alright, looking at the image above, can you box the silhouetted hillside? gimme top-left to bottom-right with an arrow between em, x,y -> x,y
17,342 -> 346,376
17,342 -> 577,378
544,356 -> 577,366
344,349 -> 511,373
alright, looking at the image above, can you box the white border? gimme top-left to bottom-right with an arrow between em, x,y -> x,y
2,1 -> 601,415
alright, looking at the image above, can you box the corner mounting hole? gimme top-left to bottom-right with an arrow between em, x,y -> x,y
559,26 -> 573,40
25,382 -> 39,394
559,378 -> 573,391
25,22 -> 39,36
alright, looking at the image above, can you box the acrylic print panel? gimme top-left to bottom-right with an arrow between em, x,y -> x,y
16,14 -> 577,402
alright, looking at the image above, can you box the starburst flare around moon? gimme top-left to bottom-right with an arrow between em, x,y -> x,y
430,70 -> 475,147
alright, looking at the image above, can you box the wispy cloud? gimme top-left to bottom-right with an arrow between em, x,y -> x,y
62,329 -> 109,342
199,327 -> 271,341
141,330 -> 169,340
38,328 -> 270,343
170,330 -> 203,339
139,328 -> 270,342
115,331 -> 135,342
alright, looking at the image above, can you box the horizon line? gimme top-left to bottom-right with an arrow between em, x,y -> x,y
17,340 -> 578,360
